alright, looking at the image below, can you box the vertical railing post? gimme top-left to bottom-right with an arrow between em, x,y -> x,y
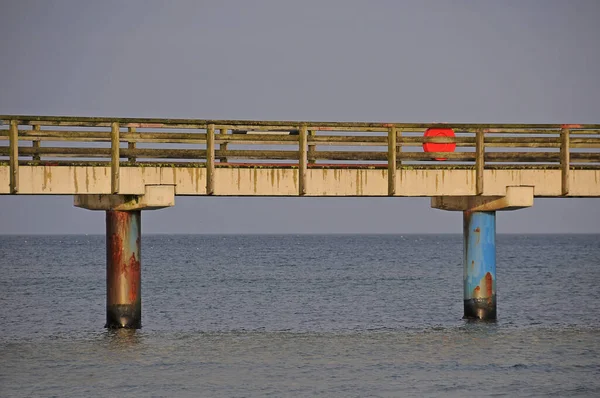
387,125 -> 396,196
308,129 -> 316,164
111,122 -> 120,194
206,124 -> 215,195
32,125 -> 41,162
127,126 -> 137,163
299,125 -> 308,196
561,128 -> 570,195
9,120 -> 18,194
476,129 -> 484,195
218,128 -> 228,163
396,128 -> 403,168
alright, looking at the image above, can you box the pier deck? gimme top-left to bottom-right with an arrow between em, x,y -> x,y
2,116 -> 599,199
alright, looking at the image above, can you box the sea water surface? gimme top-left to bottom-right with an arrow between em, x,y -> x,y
0,234 -> 599,397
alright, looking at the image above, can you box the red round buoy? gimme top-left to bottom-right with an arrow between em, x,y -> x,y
423,128 -> 456,161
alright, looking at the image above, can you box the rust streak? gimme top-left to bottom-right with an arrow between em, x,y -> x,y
110,233 -> 123,272
126,252 -> 140,302
484,272 -> 493,297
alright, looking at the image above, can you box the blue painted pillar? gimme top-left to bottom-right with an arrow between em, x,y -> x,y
463,211 -> 496,320
106,210 -> 142,328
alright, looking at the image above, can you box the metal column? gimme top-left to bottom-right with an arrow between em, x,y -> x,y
106,210 -> 142,328
463,211 -> 496,320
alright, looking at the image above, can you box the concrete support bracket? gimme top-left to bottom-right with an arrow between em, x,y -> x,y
74,184 -> 175,211
431,186 -> 534,212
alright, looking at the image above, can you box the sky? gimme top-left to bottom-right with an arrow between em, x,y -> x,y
0,0 -> 599,234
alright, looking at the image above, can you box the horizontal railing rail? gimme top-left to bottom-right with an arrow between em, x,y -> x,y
1,116 -> 600,195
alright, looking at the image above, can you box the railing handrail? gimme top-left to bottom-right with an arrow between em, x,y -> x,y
1,115 -> 600,130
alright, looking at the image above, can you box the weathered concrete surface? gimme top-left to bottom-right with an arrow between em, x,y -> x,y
432,186 -> 534,212
305,168 -> 387,196
1,165 -> 600,197
213,168 -> 298,196
75,184 -> 175,211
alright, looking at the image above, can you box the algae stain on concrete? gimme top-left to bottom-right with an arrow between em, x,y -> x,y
43,166 -> 52,191
270,169 -> 275,189
73,167 -> 79,193
187,168 -> 194,190
276,169 -> 281,189
253,168 -> 258,193
361,170 -> 366,195
292,169 -> 298,190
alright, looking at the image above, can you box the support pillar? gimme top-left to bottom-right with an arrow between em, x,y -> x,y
74,185 -> 175,329
463,211 -> 496,320
106,210 -> 141,328
431,187 -> 533,320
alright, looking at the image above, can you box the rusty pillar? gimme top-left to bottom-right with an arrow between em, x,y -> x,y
463,211 -> 497,320
106,210 -> 141,328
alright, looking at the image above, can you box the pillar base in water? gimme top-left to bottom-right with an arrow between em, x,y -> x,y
464,296 -> 497,321
106,304 -> 142,329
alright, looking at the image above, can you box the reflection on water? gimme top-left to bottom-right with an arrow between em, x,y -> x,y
103,328 -> 144,348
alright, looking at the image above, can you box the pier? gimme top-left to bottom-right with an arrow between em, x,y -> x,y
2,115 -> 600,327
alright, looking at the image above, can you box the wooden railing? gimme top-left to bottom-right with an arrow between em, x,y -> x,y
1,116 -> 600,195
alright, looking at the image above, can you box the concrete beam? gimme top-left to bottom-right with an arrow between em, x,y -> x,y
75,184 -> 175,211
431,186 -> 534,212
3,165 -> 600,197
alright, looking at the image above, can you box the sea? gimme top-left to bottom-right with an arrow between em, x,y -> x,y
0,234 -> 598,397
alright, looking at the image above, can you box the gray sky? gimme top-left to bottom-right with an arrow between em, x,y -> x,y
1,0 -> 599,234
